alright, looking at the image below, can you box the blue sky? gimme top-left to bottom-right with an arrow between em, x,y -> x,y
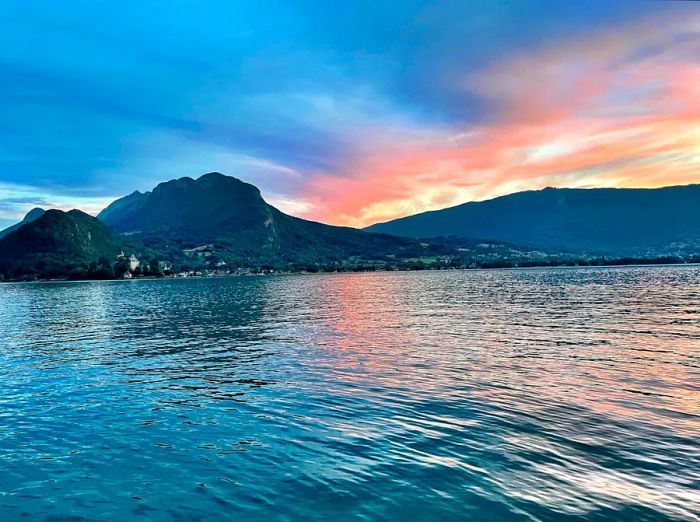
1,1 -> 698,229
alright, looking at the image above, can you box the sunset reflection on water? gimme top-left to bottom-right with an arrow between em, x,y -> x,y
0,266 -> 698,521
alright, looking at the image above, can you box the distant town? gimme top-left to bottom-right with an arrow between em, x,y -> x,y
72,247 -> 700,283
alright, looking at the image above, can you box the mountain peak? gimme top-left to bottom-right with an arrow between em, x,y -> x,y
24,207 -> 46,220
39,209 -> 94,224
199,171 -> 226,180
99,172 -> 267,235
0,207 -> 47,239
66,209 -> 93,218
196,171 -> 259,189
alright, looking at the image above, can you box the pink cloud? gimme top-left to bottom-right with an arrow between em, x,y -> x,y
295,12 -> 700,227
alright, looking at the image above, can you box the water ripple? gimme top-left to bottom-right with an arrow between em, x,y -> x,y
1,266 -> 699,521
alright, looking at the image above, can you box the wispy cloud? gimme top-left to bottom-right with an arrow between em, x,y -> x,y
0,181 -> 114,229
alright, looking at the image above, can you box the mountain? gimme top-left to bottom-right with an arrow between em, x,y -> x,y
4,175 -> 693,281
98,173 -> 275,243
0,209 -> 124,280
98,172 -> 417,267
366,185 -> 700,256
0,207 -> 45,239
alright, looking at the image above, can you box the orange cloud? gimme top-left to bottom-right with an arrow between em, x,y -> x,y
296,12 -> 700,227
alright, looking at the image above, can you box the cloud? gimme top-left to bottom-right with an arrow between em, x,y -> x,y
0,181 -> 114,229
294,9 -> 700,226
0,1 -> 697,229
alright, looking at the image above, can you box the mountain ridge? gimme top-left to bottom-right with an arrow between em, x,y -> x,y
2,176 -> 698,281
366,184 -> 700,255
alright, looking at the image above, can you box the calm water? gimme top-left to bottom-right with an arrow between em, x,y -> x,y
0,267 -> 699,521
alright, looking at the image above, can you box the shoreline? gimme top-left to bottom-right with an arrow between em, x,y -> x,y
2,260 -> 699,284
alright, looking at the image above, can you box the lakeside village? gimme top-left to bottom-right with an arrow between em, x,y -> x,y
111,243 -> 700,281
113,249 -> 252,279
111,249 -> 446,279
108,243 -> 560,280
4,242 -> 699,283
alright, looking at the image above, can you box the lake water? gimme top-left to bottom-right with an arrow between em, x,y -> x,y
0,267 -> 698,521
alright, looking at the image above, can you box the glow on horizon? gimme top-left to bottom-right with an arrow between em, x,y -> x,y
296,11 -> 700,227
1,2 -> 700,230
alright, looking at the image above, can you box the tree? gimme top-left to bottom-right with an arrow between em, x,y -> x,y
114,256 -> 131,278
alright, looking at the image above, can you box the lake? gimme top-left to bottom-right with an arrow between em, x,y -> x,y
1,267 -> 698,521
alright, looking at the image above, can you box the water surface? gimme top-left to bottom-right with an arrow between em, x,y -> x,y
1,267 -> 699,521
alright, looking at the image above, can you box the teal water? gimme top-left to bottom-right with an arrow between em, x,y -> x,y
0,267 -> 698,521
